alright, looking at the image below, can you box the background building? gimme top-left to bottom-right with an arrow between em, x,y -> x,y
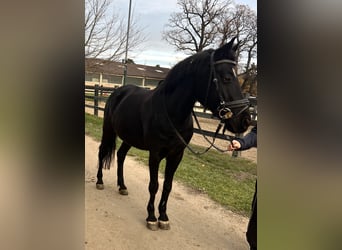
85,58 -> 170,89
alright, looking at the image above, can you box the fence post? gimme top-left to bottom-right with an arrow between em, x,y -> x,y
232,133 -> 242,158
94,84 -> 99,116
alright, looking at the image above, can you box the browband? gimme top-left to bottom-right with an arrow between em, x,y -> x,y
214,59 -> 236,65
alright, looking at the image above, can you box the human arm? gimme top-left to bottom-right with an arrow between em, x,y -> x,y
227,126 -> 257,151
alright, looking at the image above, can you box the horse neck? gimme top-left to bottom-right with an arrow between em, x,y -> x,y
160,81 -> 197,124
158,53 -> 210,124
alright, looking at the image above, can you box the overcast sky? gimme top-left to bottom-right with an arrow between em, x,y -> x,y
115,0 -> 257,68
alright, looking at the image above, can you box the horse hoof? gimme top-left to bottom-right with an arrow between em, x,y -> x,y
96,184 -> 104,190
146,221 -> 159,231
119,189 -> 128,195
158,220 -> 170,230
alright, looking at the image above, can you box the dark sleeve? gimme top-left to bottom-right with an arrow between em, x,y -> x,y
235,126 -> 257,151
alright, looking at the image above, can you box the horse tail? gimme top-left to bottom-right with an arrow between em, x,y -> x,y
98,96 -> 117,170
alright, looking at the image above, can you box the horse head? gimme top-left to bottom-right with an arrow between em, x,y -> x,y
197,37 -> 251,134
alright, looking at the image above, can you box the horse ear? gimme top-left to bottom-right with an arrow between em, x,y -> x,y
215,36 -> 238,59
232,39 -> 240,52
227,36 -> 237,49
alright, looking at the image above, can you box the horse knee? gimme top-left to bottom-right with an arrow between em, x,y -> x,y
165,182 -> 173,192
161,178 -> 173,194
148,181 -> 159,194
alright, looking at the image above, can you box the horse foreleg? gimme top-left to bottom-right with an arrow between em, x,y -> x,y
158,151 -> 184,230
117,142 -> 131,195
146,153 -> 161,231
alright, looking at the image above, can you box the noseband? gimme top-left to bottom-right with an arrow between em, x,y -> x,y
208,52 -> 250,121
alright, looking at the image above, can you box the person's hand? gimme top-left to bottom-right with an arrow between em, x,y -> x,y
228,140 -> 241,151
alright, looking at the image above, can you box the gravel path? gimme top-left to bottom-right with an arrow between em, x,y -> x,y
85,135 -> 250,250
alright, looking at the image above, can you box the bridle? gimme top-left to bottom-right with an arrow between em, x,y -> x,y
207,51 -> 250,122
164,51 -> 250,155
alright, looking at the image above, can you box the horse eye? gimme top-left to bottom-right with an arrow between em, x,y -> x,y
223,75 -> 232,83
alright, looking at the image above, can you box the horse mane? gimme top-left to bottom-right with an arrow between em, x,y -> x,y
160,49 -> 214,91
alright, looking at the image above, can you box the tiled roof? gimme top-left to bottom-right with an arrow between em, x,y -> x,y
85,58 -> 170,79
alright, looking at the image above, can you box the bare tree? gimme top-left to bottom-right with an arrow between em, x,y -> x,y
217,4 -> 257,73
163,0 -> 232,54
220,5 -> 256,93
85,0 -> 146,61
163,0 -> 257,95
163,1 -> 257,70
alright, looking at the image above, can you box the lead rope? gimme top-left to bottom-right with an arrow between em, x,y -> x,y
163,102 -> 213,155
192,111 -> 234,153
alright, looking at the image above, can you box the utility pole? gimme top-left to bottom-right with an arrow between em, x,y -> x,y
123,0 -> 132,86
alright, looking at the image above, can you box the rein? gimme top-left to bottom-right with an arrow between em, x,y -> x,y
163,106 -> 235,155
191,110 -> 235,153
164,110 -> 214,155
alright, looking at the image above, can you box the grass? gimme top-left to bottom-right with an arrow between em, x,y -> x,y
85,113 -> 256,216
85,113 -> 103,141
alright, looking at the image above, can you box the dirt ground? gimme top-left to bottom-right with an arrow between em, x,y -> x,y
85,135 -> 251,250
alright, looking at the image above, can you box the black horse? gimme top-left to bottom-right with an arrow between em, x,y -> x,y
96,37 -> 251,230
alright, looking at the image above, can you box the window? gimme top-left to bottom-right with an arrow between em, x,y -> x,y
145,79 -> 160,88
103,74 -> 122,84
126,77 -> 143,86
85,72 -> 100,82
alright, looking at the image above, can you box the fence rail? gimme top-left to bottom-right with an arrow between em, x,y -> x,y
85,84 -> 257,157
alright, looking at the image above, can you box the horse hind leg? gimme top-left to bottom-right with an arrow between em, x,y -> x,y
96,156 -> 104,190
96,141 -> 114,190
96,113 -> 116,190
117,142 -> 131,195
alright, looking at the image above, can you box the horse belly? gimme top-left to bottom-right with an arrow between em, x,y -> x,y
118,130 -> 148,150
